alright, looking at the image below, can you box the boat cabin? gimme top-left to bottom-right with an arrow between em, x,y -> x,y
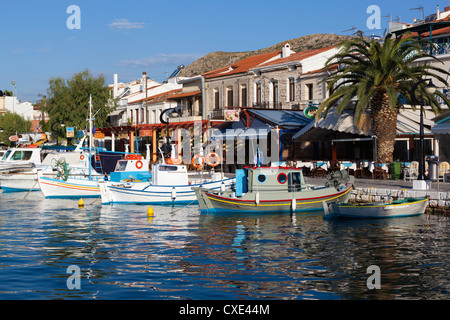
109,155 -> 151,182
151,163 -> 188,186
0,147 -> 42,164
235,167 -> 305,196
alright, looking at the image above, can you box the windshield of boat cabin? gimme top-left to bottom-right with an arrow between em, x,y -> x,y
2,150 -> 11,160
11,150 -> 33,160
115,160 -> 127,172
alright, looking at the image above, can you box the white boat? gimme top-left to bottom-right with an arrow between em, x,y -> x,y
0,147 -> 43,173
323,197 -> 429,219
0,151 -> 92,192
37,155 -> 151,198
0,136 -> 93,193
99,163 -> 235,205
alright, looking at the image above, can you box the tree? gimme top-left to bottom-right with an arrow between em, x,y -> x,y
317,33 -> 450,163
41,70 -> 117,135
0,112 -> 32,146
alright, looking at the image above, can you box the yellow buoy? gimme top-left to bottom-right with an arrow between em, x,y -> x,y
147,206 -> 154,217
78,198 -> 84,208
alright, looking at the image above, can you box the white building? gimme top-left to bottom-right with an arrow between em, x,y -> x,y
107,72 -> 184,127
0,96 -> 34,120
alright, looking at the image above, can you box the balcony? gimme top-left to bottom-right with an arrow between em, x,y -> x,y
209,109 -> 224,120
252,102 -> 283,109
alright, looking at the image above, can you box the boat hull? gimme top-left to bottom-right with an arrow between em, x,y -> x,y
325,197 -> 429,219
0,173 -> 40,192
37,175 -> 101,198
193,183 -> 353,214
99,178 -> 236,205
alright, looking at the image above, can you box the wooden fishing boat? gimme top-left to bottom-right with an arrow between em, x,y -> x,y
323,197 -> 429,219
193,167 -> 354,214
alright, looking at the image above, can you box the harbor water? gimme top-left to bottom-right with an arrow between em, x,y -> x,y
0,191 -> 448,300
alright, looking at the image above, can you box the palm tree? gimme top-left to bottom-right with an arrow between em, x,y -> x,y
317,33 -> 450,163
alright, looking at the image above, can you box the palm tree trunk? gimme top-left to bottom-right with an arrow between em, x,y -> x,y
370,89 -> 398,163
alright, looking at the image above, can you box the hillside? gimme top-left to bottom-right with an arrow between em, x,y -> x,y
178,33 -> 354,77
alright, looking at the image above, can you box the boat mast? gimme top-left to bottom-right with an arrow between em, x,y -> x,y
89,94 -> 93,179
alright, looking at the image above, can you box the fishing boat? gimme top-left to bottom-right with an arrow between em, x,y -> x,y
192,167 -> 354,214
323,197 -> 429,219
99,163 -> 235,205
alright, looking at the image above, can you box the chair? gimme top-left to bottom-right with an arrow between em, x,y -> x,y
354,161 -> 365,178
372,162 -> 387,180
439,161 -> 450,181
312,161 -> 327,177
403,161 -> 419,181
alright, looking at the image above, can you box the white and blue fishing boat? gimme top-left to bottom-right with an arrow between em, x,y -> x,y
99,163 -> 235,205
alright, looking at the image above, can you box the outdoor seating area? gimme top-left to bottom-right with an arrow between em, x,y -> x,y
279,160 -> 450,182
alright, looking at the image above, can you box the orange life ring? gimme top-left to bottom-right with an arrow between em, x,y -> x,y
136,160 -> 143,169
95,155 -> 100,162
206,152 -> 220,167
80,155 -> 85,160
191,155 -> 204,168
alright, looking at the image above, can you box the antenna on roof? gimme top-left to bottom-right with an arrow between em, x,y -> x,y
382,14 -> 392,22
410,5 -> 424,21
342,27 -> 357,34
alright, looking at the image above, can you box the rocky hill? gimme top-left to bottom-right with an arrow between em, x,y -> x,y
179,33 -> 354,77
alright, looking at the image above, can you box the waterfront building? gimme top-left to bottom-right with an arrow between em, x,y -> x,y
388,4 -> 450,162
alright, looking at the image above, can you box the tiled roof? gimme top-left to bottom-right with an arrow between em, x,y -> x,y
202,51 -> 281,79
255,46 -> 336,69
129,89 -> 182,104
166,90 -> 202,99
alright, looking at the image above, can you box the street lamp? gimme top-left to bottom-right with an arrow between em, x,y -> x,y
159,107 -> 180,159
51,121 -> 66,146
410,78 -> 437,184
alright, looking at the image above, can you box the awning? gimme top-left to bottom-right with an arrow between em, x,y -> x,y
293,108 -> 433,140
431,116 -> 450,134
293,110 -> 366,139
109,109 -> 125,117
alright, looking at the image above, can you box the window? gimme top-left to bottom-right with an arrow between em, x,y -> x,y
256,82 -> 262,104
227,87 -> 233,107
289,172 -> 301,192
306,83 -> 314,100
272,81 -> 278,108
277,173 -> 287,184
12,151 -> 33,160
241,85 -> 247,107
214,89 -> 220,110
160,165 -> 179,171
115,160 -> 127,171
289,78 -> 295,101
257,173 -> 267,183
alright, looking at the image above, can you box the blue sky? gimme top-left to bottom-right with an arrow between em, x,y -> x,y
0,0 -> 447,102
